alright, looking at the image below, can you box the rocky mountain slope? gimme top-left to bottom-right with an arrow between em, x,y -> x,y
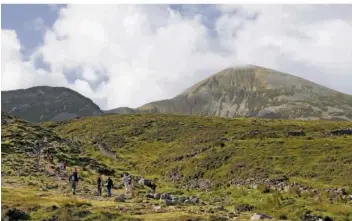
1,86 -> 103,122
138,65 -> 352,121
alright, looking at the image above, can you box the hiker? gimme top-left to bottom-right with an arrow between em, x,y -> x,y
60,161 -> 64,170
138,178 -> 157,192
33,140 -> 41,169
58,162 -> 64,172
106,176 -> 113,197
69,168 -> 79,195
63,161 -> 67,170
49,153 -> 54,163
97,174 -> 103,196
122,173 -> 132,195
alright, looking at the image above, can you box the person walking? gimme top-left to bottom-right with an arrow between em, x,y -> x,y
122,173 -> 131,195
69,168 -> 79,195
57,162 -> 63,173
97,174 -> 103,196
106,177 -> 113,197
63,161 -> 67,170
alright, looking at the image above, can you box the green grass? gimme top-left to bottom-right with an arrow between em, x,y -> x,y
2,112 -> 352,220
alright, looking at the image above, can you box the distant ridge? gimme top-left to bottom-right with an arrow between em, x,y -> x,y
1,86 -> 103,122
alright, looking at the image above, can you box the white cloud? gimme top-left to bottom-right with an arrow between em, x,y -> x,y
1,5 -> 352,110
1,30 -> 67,90
217,5 -> 352,90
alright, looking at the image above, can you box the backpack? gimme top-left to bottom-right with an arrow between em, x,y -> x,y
70,175 -> 76,182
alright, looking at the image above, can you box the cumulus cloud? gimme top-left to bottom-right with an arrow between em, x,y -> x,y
1,5 -> 352,110
1,30 -> 68,90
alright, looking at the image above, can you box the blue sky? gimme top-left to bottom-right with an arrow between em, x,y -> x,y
2,5 -> 352,109
2,4 -> 222,56
2,4 -> 65,56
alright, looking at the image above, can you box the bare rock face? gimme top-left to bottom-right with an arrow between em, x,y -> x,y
1,86 -> 103,122
138,65 -> 352,121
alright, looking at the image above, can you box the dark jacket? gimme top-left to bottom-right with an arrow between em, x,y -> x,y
69,172 -> 79,182
106,178 -> 113,189
97,177 -> 102,186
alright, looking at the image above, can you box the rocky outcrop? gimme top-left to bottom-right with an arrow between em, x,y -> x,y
145,192 -> 201,206
115,195 -> 126,202
251,213 -> 273,220
234,204 -> 255,212
185,179 -> 213,191
288,130 -> 306,136
230,176 -> 351,202
300,212 -> 324,221
97,142 -> 117,159
330,128 -> 352,136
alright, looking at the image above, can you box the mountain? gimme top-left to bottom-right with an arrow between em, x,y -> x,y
1,86 -> 103,122
104,107 -> 139,115
138,65 -> 352,121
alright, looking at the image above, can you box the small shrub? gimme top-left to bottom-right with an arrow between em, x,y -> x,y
258,184 -> 271,193
322,216 -> 333,221
279,214 -> 288,220
4,208 -> 30,221
234,203 -> 255,212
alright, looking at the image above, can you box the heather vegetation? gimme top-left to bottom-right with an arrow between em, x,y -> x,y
2,112 -> 352,220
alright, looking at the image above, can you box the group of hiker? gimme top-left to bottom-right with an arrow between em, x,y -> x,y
68,169 -> 145,197
97,174 -> 115,197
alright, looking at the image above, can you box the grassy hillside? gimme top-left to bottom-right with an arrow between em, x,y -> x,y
40,113 -> 352,220
1,112 -> 256,221
2,112 -> 352,220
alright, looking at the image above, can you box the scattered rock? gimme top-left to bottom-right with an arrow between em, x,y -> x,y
41,216 -> 59,221
164,199 -> 177,206
301,212 -> 323,221
74,210 -> 91,218
215,205 -> 225,211
251,213 -> 273,220
184,199 -> 192,205
160,193 -> 172,200
145,193 -> 155,199
234,203 -> 255,212
330,128 -> 352,136
228,212 -> 238,218
115,195 -> 126,202
154,193 -> 161,200
288,130 -> 306,136
152,205 -> 162,212
283,185 -> 290,193
190,196 -> 199,204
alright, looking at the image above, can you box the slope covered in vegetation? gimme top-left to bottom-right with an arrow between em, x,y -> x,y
41,113 -> 352,220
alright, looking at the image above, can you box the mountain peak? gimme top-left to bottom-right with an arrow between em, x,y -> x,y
139,66 -> 352,121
